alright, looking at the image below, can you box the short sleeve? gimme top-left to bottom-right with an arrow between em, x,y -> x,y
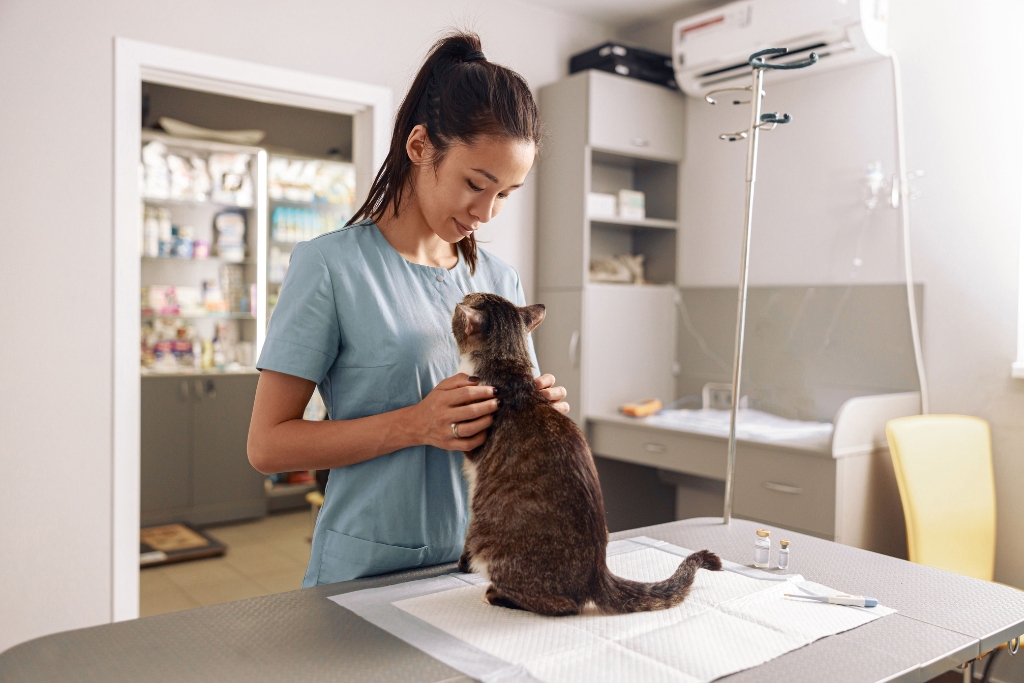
513,272 -> 541,378
256,241 -> 341,383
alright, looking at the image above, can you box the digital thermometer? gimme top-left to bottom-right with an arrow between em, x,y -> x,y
785,593 -> 878,608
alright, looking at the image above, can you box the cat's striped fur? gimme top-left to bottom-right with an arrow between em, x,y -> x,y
453,292 -> 721,616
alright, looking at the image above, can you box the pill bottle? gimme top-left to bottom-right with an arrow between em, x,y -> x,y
754,529 -> 771,568
777,540 -> 790,570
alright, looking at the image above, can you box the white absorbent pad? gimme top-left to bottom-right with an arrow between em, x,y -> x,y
329,537 -> 894,683
646,408 -> 834,444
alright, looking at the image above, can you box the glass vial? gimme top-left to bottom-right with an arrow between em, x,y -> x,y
754,529 -> 771,568
777,540 -> 790,570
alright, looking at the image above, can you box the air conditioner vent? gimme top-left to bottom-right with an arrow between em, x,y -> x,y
674,0 -> 888,97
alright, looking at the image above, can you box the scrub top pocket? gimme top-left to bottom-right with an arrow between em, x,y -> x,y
318,529 -> 428,584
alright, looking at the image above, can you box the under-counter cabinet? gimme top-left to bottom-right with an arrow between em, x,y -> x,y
141,373 -> 265,527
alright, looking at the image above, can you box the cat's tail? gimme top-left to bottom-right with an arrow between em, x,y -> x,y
591,549 -> 722,614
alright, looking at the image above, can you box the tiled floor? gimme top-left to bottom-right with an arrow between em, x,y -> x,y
140,510 -> 313,617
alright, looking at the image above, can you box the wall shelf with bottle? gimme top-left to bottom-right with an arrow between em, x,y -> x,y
139,130 -> 266,376
264,152 -> 356,322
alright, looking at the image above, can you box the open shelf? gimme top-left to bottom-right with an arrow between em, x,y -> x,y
589,215 -> 677,230
588,146 -> 679,287
141,367 -> 259,377
142,312 -> 255,320
143,196 -> 252,210
142,256 -> 255,265
590,149 -> 679,222
590,221 -> 677,285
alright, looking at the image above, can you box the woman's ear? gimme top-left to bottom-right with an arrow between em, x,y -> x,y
521,304 -> 546,332
458,304 -> 484,337
406,124 -> 431,165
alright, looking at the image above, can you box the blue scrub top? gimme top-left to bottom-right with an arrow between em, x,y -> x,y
256,219 -> 538,586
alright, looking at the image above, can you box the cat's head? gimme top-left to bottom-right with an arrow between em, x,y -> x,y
452,292 -> 545,358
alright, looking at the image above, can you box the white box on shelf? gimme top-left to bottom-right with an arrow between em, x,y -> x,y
618,189 -> 646,220
587,192 -> 618,218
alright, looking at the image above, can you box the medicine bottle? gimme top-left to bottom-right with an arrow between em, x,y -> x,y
777,540 -> 790,570
754,529 -> 771,568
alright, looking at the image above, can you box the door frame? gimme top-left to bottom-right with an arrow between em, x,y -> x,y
113,37 -> 390,621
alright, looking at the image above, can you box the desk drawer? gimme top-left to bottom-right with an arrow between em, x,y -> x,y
733,448 -> 836,538
588,420 -> 726,480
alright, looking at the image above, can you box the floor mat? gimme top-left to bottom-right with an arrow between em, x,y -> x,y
140,523 -> 226,567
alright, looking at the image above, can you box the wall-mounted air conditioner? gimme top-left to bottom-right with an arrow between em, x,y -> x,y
673,0 -> 889,97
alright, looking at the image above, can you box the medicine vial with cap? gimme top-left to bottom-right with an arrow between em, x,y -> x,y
754,529 -> 771,568
777,540 -> 790,570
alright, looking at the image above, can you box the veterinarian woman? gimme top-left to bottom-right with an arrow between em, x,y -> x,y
247,32 -> 568,587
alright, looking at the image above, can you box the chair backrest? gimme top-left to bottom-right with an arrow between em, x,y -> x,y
885,415 -> 996,581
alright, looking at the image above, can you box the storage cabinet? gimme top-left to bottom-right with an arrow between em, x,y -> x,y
588,70 -> 686,160
536,70 -> 685,425
141,373 -> 264,527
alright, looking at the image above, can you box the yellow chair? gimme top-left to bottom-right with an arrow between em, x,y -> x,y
886,415 -> 1020,680
885,414 -> 996,580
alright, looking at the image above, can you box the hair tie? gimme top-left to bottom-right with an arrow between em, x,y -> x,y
464,50 -> 486,63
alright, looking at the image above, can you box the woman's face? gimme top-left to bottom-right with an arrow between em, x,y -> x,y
407,125 -> 535,244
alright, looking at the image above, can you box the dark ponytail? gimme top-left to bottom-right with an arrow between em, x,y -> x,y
349,31 -> 541,274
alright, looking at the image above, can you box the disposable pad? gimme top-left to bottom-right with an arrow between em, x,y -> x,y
330,537 -> 894,683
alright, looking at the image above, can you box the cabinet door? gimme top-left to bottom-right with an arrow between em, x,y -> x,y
533,289 -> 584,426
191,374 -> 265,525
537,75 -> 589,290
141,377 -> 193,525
588,71 -> 685,161
583,284 -> 677,417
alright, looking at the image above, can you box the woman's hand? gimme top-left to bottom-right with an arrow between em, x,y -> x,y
535,374 -> 570,415
410,374 -> 498,451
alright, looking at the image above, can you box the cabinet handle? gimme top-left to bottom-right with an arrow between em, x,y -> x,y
643,442 -> 667,453
763,481 -> 802,495
193,380 -> 204,401
179,381 -> 189,401
569,330 -> 580,369
205,380 -> 217,399
631,137 -> 650,148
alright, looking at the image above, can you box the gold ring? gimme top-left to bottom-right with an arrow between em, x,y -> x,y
452,422 -> 460,439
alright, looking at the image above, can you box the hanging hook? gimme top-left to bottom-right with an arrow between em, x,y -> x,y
1010,636 -> 1020,655
719,131 -> 748,142
749,47 -> 820,71
705,85 -> 761,106
760,112 -> 792,125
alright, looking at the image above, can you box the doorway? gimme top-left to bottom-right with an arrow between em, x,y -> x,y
114,38 -> 389,621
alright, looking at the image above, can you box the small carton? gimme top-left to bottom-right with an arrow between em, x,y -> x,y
618,189 -> 646,220
587,192 -> 618,218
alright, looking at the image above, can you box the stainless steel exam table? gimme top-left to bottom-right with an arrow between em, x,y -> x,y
2,517 -> 1022,683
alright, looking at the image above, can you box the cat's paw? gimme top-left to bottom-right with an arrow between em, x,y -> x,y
458,551 -> 472,573
484,585 -> 524,610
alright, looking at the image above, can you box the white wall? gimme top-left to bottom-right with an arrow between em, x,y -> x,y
621,0 -> 1024,589
0,0 -> 609,652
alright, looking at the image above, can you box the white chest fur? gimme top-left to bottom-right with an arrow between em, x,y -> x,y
457,353 -> 477,377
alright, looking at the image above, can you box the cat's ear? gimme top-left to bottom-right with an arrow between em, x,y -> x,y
458,304 -> 484,337
520,304 -> 546,332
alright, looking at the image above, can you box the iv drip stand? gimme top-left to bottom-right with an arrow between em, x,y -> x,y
710,48 -> 819,524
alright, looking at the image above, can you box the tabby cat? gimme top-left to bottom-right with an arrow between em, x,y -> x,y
452,292 -> 721,616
